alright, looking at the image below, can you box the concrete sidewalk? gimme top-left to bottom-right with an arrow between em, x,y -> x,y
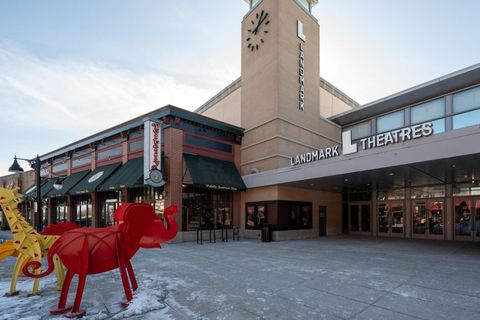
1,236 -> 480,319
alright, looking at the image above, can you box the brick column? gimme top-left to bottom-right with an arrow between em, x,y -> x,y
91,192 -> 99,227
163,127 -> 183,230
233,144 -> 242,229
122,140 -> 129,164
67,195 -> 74,222
47,198 -> 54,225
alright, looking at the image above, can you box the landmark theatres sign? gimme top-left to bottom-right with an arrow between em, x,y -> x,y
290,122 -> 434,166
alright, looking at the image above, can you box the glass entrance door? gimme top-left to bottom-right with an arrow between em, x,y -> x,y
412,199 -> 444,239
349,202 -> 371,235
378,202 -> 404,237
454,197 -> 480,241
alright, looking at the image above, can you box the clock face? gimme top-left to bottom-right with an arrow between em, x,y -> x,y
246,9 -> 270,52
149,169 -> 163,184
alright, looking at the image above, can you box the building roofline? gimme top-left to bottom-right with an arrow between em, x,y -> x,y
195,77 -> 242,114
329,62 -> 480,126
39,105 -> 244,162
319,77 -> 360,108
195,76 -> 359,115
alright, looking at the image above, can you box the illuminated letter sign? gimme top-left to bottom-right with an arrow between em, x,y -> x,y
144,119 -> 165,187
290,122 -> 434,166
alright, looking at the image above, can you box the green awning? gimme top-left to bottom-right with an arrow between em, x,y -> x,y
183,153 -> 246,191
22,182 -> 45,201
70,163 -> 121,194
99,157 -> 144,191
40,180 -> 56,198
46,170 -> 90,197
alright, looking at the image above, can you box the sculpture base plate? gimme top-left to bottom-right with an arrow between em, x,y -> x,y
50,306 -> 72,315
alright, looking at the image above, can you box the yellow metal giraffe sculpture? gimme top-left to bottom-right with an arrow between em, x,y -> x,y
0,187 -> 65,296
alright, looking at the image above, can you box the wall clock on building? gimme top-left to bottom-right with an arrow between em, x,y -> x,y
246,9 -> 270,52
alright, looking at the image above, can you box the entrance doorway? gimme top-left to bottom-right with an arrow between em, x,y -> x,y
319,206 -> 327,236
349,202 -> 371,235
99,191 -> 121,227
453,197 -> 480,241
412,199 -> 445,239
377,201 -> 404,238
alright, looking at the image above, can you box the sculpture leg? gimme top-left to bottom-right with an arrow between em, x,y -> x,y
126,260 -> 138,291
50,269 -> 74,315
118,255 -> 133,306
65,272 -> 87,318
54,255 -> 65,290
66,236 -> 88,318
5,254 -> 25,296
29,255 -> 42,296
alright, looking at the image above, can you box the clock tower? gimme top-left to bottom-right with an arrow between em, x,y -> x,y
241,0 -> 339,174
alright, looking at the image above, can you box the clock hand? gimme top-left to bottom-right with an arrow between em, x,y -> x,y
254,12 -> 269,35
252,11 -> 264,35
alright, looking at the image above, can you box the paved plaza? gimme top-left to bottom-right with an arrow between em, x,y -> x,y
1,235 -> 480,319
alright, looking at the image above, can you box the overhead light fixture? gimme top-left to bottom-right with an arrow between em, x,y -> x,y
8,156 -> 24,173
344,178 -> 348,182
389,173 -> 394,176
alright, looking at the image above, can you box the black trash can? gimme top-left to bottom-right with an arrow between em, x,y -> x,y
261,224 -> 272,242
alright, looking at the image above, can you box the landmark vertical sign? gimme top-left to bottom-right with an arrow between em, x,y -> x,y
298,20 -> 306,111
144,119 -> 165,187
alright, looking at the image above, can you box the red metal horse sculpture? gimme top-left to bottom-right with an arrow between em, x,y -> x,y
23,203 -> 178,318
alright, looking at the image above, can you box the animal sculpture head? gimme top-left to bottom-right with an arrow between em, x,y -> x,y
139,205 -> 179,248
0,187 -> 22,206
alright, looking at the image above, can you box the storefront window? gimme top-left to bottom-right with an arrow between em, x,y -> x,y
378,204 -> 388,233
455,199 -> 472,236
289,204 -> 312,229
246,204 -> 267,229
73,195 -> 92,227
183,185 -> 233,231
54,198 -> 68,223
475,199 -> 480,237
130,186 -> 165,218
428,201 -> 444,235
391,204 -> 403,233
413,202 -> 426,234
377,110 -> 404,133
350,205 -> 359,231
99,191 -> 121,227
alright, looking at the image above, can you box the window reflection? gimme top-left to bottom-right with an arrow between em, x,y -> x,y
453,109 -> 480,130
391,204 -> 403,233
413,202 -> 426,234
377,110 -> 404,133
428,202 -> 443,235
378,204 -> 388,233
455,199 -> 472,236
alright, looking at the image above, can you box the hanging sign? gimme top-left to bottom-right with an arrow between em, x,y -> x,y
144,119 -> 165,187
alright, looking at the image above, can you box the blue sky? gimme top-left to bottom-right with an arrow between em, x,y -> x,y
1,0 -> 479,176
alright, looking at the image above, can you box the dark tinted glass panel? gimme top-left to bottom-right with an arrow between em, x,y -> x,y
361,204 -> 370,232
350,205 -> 359,231
186,135 -> 232,153
378,204 -> 388,233
413,202 -> 426,234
